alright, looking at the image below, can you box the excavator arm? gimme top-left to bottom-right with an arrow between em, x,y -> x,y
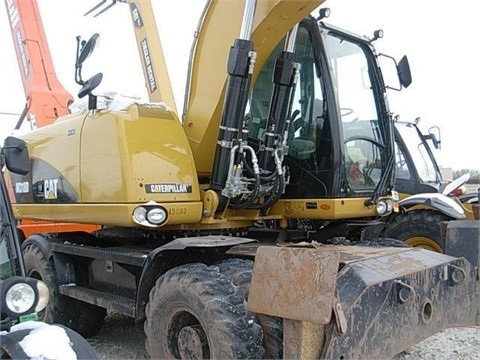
4,0 -> 73,129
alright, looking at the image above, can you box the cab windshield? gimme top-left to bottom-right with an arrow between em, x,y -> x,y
324,31 -> 387,192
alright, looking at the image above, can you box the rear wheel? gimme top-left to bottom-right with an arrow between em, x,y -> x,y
216,258 -> 283,359
22,243 -> 106,337
383,210 -> 452,252
144,263 -> 264,359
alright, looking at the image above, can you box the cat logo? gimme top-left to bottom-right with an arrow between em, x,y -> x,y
44,179 -> 58,200
130,3 -> 144,28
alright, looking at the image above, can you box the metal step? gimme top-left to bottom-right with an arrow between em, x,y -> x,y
52,242 -> 147,266
59,284 -> 136,317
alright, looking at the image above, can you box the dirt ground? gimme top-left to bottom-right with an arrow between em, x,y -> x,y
88,312 -> 479,359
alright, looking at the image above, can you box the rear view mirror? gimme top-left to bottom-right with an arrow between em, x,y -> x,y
76,33 -> 100,67
397,56 -> 412,89
2,137 -> 29,175
427,126 -> 441,150
378,53 -> 412,91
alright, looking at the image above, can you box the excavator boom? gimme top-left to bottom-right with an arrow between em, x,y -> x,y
83,0 -> 326,176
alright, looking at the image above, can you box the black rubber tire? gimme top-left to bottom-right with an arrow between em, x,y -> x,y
216,258 -> 283,359
144,263 -> 264,359
382,210 -> 453,253
22,243 -> 106,338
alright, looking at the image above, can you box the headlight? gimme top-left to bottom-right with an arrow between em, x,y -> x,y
133,206 -> 147,223
5,282 -> 36,314
376,199 -> 393,216
147,208 -> 167,225
1,277 -> 49,319
132,201 -> 168,227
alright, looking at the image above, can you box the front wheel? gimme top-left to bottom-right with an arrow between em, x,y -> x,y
383,210 -> 453,252
216,258 -> 283,359
144,263 -> 264,359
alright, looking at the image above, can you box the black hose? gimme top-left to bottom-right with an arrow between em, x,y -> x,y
228,172 -> 261,210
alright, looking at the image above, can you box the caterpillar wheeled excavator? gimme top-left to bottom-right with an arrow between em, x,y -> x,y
6,0 -> 480,358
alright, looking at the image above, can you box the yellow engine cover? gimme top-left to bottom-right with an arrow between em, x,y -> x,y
13,103 -> 203,227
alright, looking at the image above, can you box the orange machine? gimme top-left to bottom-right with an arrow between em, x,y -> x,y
4,0 -> 100,237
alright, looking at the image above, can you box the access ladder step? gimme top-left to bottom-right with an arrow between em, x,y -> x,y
59,284 -> 136,317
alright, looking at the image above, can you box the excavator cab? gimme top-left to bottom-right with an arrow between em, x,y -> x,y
249,17 -> 394,202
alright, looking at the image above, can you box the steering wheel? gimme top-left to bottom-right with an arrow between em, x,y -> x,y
344,136 -> 384,187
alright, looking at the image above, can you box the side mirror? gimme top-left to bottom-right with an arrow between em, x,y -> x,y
378,53 -> 412,91
76,33 -> 100,67
78,73 -> 104,99
2,137 -> 29,175
73,34 -> 103,110
75,33 -> 101,87
397,56 -> 412,89
425,126 -> 441,150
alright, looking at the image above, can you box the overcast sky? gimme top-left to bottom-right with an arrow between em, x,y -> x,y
0,0 -> 479,170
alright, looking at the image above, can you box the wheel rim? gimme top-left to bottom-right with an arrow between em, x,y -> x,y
405,236 -> 443,253
167,310 -> 210,359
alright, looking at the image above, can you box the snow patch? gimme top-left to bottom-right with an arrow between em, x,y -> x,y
8,321 -> 78,360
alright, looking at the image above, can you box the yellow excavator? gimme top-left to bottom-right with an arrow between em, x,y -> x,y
7,0 -> 480,358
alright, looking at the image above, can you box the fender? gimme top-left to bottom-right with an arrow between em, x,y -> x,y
21,233 -> 78,286
399,193 -> 465,219
21,233 -> 56,257
440,173 -> 470,196
136,235 -> 256,319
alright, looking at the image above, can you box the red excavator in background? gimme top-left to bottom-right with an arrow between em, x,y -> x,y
3,0 -> 100,237
4,0 -> 72,130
